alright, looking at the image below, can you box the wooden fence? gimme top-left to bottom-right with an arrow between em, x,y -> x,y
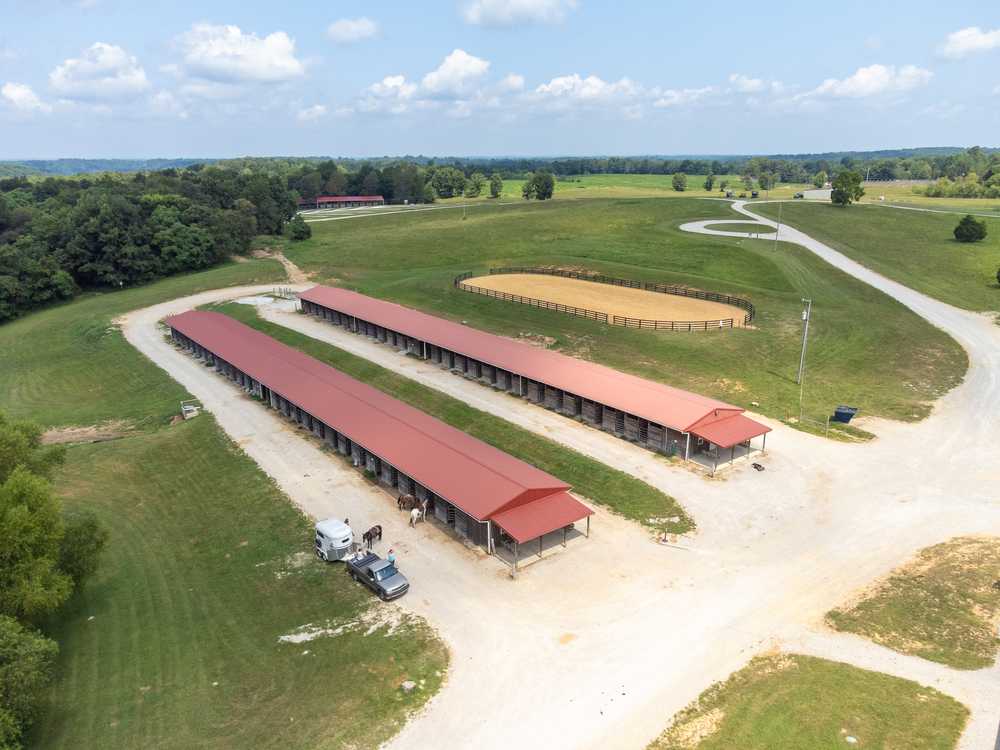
454,268 -> 754,331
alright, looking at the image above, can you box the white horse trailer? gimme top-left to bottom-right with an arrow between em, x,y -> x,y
315,518 -> 354,561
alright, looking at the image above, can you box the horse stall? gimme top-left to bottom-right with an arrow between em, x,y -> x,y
561,392 -> 582,417
337,434 -> 350,456
647,422 -> 666,452
582,399 -> 603,426
544,385 -> 562,410
380,462 -> 397,487
527,381 -> 543,404
624,414 -> 641,442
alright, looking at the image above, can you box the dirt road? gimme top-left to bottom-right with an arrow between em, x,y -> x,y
119,203 -> 1000,749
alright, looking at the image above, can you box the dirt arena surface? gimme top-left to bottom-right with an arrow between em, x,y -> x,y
465,273 -> 748,325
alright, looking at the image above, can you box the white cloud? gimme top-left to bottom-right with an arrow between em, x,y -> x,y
534,73 -> 638,102
177,23 -> 305,84
421,49 -> 490,96
728,73 -> 764,93
327,17 -> 378,44
297,104 -> 327,121
498,73 -> 525,92
994,84 -> 1000,96
357,74 -> 418,113
463,0 -> 578,26
1,82 -> 52,113
939,26 -> 1000,59
148,90 -> 187,118
49,43 -> 150,100
805,64 -> 932,98
652,86 -> 714,108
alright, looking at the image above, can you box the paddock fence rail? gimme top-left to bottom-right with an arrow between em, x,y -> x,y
454,268 -> 754,332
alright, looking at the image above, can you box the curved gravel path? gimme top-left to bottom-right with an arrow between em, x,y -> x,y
119,202 -> 1000,750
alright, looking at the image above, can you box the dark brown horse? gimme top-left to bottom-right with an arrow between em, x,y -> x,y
362,524 -> 382,550
397,493 -> 418,511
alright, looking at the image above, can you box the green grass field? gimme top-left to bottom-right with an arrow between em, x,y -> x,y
212,302 -> 692,534
285,198 -> 966,425
0,259 -> 448,749
754,202 -> 1000,313
648,654 -> 968,750
0,259 -> 285,429
827,537 -> 1000,670
482,173 -> 808,202
33,417 -> 446,750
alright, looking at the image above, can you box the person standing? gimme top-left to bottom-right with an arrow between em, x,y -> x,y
387,548 -> 396,566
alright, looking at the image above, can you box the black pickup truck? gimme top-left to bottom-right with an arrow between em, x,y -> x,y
345,552 -> 409,601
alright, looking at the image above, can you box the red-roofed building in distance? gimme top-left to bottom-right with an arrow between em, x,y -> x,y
297,195 -> 385,210
298,286 -> 771,472
165,310 -> 591,574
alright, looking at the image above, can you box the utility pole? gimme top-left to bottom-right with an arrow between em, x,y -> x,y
797,298 -> 812,418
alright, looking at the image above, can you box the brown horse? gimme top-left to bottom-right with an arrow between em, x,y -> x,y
362,524 -> 382,550
397,493 -> 417,511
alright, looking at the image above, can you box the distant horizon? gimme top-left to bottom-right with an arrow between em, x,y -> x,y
2,145 -> 995,163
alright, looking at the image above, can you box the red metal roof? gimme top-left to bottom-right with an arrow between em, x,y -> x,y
166,311 -> 571,526
298,195 -> 385,205
299,286 -> 761,434
490,491 -> 592,544
688,413 -> 771,449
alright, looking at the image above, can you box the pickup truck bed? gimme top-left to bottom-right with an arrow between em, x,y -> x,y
345,552 -> 409,601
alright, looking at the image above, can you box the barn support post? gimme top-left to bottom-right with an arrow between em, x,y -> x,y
762,433 -> 767,454
563,526 -> 567,548
539,535 -> 543,558
731,445 -> 735,465
513,542 -> 518,578
486,521 -> 493,555
684,433 -> 691,461
586,516 -> 590,538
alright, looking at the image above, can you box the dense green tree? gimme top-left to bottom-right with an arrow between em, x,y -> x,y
672,173 -> 687,192
831,170 -> 865,206
0,615 -> 58,750
465,172 -> 486,198
741,173 -> 755,191
0,468 -> 71,621
532,171 -> 555,200
57,511 -> 108,588
287,215 -> 312,241
812,171 -> 827,188
954,215 -> 987,243
703,174 -> 715,191
758,172 -> 775,190
522,175 -> 536,200
489,173 -> 503,198
429,167 -> 467,199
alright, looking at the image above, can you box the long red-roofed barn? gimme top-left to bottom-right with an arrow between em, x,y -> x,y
297,195 -> 385,210
298,286 -> 771,470
165,310 -> 592,570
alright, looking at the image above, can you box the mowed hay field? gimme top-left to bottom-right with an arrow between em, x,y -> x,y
648,654 -> 968,750
463,273 -> 749,326
0,260 -> 448,750
284,197 -> 967,424
754,202 -> 1000,312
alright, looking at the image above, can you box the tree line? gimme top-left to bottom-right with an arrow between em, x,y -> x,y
285,160 -> 517,203
0,167 -> 298,322
0,412 -> 109,748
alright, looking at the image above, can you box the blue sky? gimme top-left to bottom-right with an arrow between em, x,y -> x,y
1,0 -> 998,158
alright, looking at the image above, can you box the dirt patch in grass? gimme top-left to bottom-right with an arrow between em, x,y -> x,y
648,654 -> 968,750
827,536 -> 1000,669
41,419 -> 134,445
